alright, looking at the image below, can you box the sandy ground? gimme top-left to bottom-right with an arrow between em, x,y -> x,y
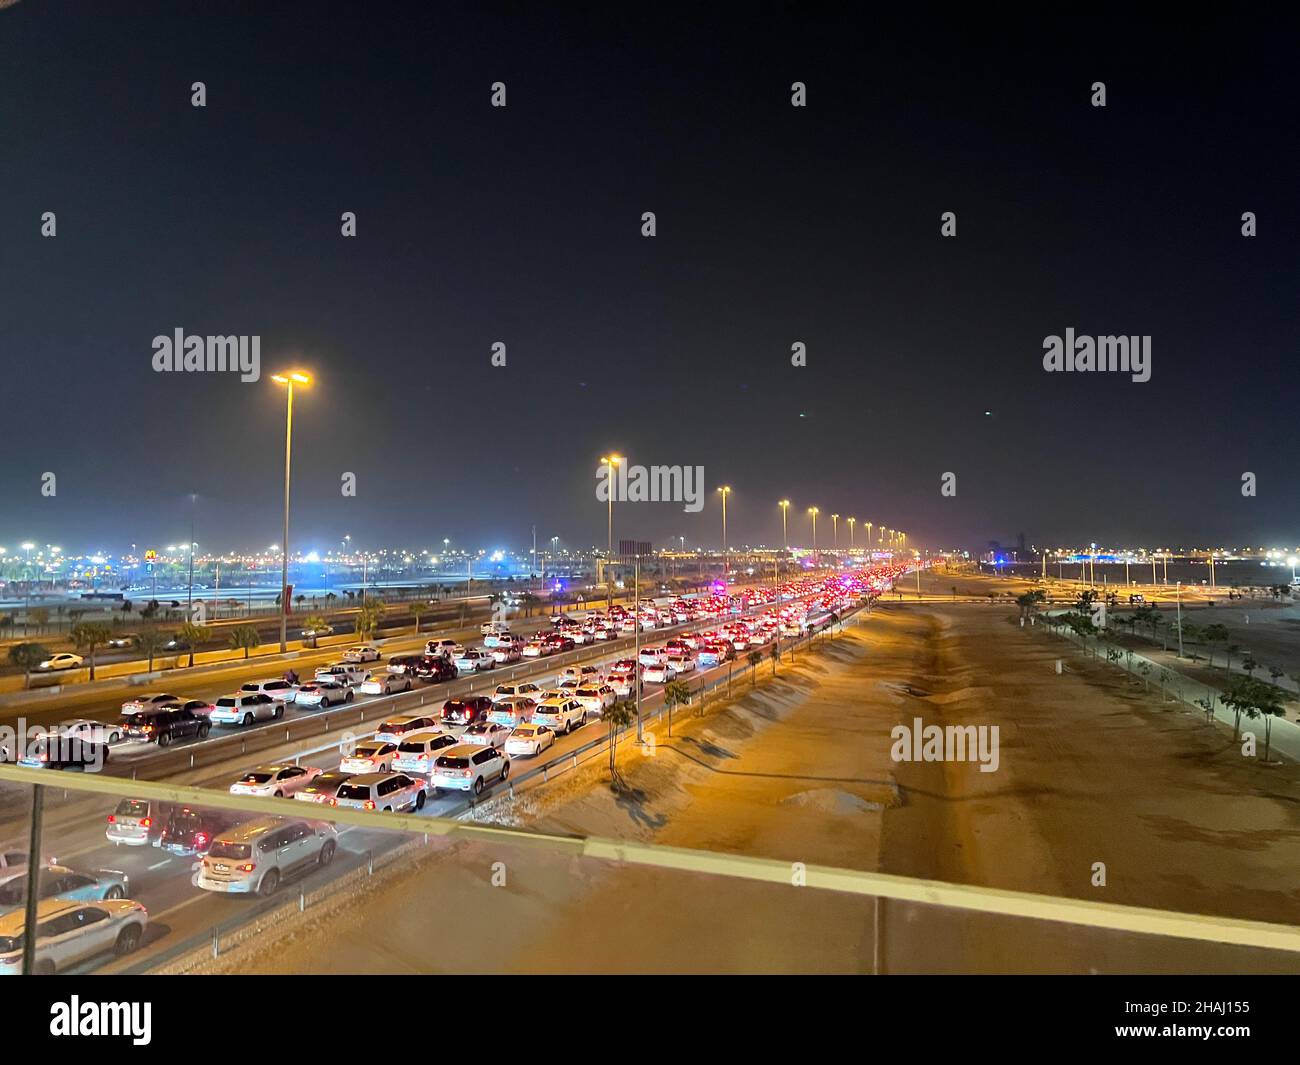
203,596 -> 1300,974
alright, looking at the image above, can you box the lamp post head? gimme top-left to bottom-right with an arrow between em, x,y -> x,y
271,370 -> 313,386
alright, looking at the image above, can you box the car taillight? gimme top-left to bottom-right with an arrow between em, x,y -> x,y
327,798 -> 337,807
364,800 -> 376,810
194,833 -> 208,848
106,814 -> 116,823
141,817 -> 152,828
237,863 -> 256,872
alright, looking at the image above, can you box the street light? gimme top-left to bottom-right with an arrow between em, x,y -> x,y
848,517 -> 856,550
807,507 -> 818,565
270,370 -> 312,652
600,454 -> 622,606
865,522 -> 873,551
778,500 -> 790,553
831,514 -> 839,551
718,486 -> 732,581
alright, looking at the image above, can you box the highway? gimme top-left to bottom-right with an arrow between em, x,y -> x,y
0,568 -> 895,973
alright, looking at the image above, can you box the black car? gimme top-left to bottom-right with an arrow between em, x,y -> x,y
387,654 -> 424,675
157,806 -> 238,857
415,657 -> 458,683
440,696 -> 494,726
119,706 -> 209,746
17,736 -> 109,772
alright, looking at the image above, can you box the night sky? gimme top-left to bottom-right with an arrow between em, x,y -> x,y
3,4 -> 1298,554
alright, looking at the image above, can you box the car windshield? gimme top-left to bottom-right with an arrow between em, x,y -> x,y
436,756 -> 469,770
0,935 -> 23,954
166,811 -> 202,834
335,785 -> 373,801
397,740 -> 429,753
353,745 -> 383,758
239,773 -> 273,784
513,727 -> 536,737
208,842 -> 252,860
114,799 -> 150,818
216,698 -> 238,707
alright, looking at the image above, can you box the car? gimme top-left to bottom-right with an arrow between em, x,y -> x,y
194,817 -> 338,896
17,736 -> 109,772
314,664 -> 371,686
431,744 -> 510,796
179,698 -> 216,718
521,641 -> 547,658
209,692 -> 281,727
360,673 -> 413,696
608,669 -> 638,697
391,731 -> 460,775
162,634 -> 191,651
454,649 -> 495,673
333,772 -> 428,812
414,657 -> 458,683
342,645 -> 382,663
120,692 -> 182,715
0,898 -> 148,975
532,697 -> 586,735
36,653 -> 83,672
481,619 -> 512,637
301,623 -> 335,639
638,647 -> 666,667
490,644 -> 522,664
504,723 -> 556,758
42,718 -> 125,745
156,806 -> 239,857
573,684 -> 617,717
492,682 -> 542,703
387,654 -> 425,675
292,771 -> 356,805
239,679 -> 299,703
229,764 -> 324,798
665,653 -> 697,674
461,722 -> 511,748
293,680 -> 355,708
440,697 -> 493,727
487,697 -> 536,727
642,662 -> 678,684
0,849 -> 30,873
105,633 -> 138,649
543,635 -> 575,653
567,628 -> 594,645
0,865 -> 131,917
340,741 -> 398,775
562,664 -> 605,685
105,799 -> 168,846
374,715 -> 439,742
425,639 -> 459,658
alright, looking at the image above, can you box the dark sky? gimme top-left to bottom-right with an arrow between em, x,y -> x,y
2,4 -> 1298,555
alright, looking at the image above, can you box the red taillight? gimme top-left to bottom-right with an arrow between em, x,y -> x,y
106,814 -> 116,823
327,798 -> 337,807
194,833 -> 208,848
364,800 -> 376,810
237,863 -> 256,872
141,817 -> 152,828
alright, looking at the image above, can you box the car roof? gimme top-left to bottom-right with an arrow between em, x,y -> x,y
344,772 -> 409,785
214,816 -> 288,842
398,729 -> 447,742
439,744 -> 492,758
246,764 -> 295,773
0,897 -> 119,935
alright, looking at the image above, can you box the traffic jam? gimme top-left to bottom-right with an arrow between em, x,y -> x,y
0,563 -> 908,972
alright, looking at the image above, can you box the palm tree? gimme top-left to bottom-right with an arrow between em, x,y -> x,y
8,643 -> 50,689
228,625 -> 261,660
70,621 -> 112,681
178,621 -> 206,667
769,640 -> 781,677
1242,653 -> 1259,680
1201,623 -> 1228,668
301,614 -> 328,648
1225,643 -> 1240,672
132,630 -> 169,673
746,649 -> 763,686
603,699 -> 637,791
663,679 -> 690,737
411,603 -> 425,634
1223,677 -> 1286,760
355,602 -> 385,640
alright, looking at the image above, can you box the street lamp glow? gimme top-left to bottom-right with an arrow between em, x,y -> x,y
718,486 -> 732,578
271,369 -> 313,652
600,454 -> 623,607
778,500 -> 791,552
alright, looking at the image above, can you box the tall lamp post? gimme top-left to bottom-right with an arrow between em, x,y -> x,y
601,454 -> 622,607
717,486 -> 732,582
848,517 -> 856,551
271,370 -> 312,653
808,507 -> 819,567
779,500 -> 790,553
865,522 -> 873,554
831,514 -> 839,553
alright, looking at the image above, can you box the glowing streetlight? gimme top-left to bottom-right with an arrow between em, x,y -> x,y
848,517 -> 856,549
600,454 -> 622,606
271,369 -> 313,652
807,507 -> 819,563
831,513 -> 840,550
718,486 -> 732,579
778,500 -> 791,552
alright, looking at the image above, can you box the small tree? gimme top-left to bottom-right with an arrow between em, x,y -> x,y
70,621 -> 112,681
301,614 -> 328,648
8,643 -> 50,689
746,649 -> 763,686
1201,623 -> 1229,668
1241,653 -> 1259,680
1222,677 -> 1286,761
355,601 -> 385,640
1138,661 -> 1151,691
411,603 -> 425,635
603,698 -> 638,791
132,630 -> 169,673
1225,643 -> 1240,671
769,640 -> 780,677
178,621 -> 206,668
1158,669 -> 1170,699
663,679 -> 690,737
229,625 -> 261,660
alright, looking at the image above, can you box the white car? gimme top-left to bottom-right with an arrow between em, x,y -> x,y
573,685 -> 617,717
360,673 -> 413,696
638,648 -> 666,667
374,715 -> 439,742
332,772 -> 428,812
195,818 -> 338,896
0,898 -> 147,975
120,693 -> 181,715
461,722 -> 511,748
294,680 -> 354,708
209,693 -> 281,726
521,641 -> 546,658
340,741 -> 398,775
562,665 -> 604,685
391,731 -> 459,775
532,697 -> 586,736
642,662 -> 677,684
314,664 -> 371,686
431,744 -> 510,796
492,682 -> 542,704
454,650 -> 495,673
665,653 -> 697,674
239,679 -> 299,703
425,639 -> 460,658
37,653 -> 83,672
490,645 -> 522,665
43,719 -> 124,745
487,697 -> 537,727
608,670 -> 637,697
505,723 -> 556,758
567,629 -> 594,645
229,764 -> 324,798
342,645 -> 382,663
